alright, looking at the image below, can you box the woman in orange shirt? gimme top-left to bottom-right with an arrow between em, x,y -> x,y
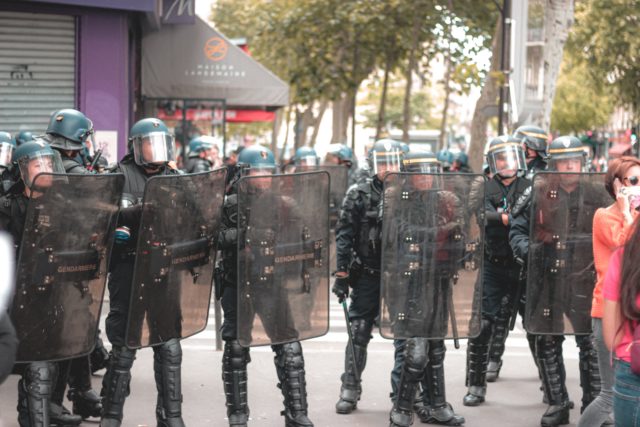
579,156 -> 640,427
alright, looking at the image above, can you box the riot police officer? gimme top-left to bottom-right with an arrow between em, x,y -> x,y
485,125 -> 550,382
217,145 -> 314,427
0,131 -> 16,195
100,118 -> 185,427
325,143 -> 357,187
42,108 -> 105,420
287,146 -> 319,173
332,139 -> 403,414
14,130 -> 35,147
462,136 -> 530,407
0,139 -> 83,427
509,136 -> 602,426
43,109 -> 94,174
184,135 -> 220,173
388,151 -> 465,427
451,152 -> 472,173
514,125 -> 548,179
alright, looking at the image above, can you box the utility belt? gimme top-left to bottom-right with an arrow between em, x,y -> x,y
485,254 -> 517,268
361,265 -> 380,276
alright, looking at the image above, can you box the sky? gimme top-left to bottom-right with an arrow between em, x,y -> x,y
195,0 -> 215,21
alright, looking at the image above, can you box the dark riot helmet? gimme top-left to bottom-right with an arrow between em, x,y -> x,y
15,131 -> 35,147
129,118 -> 175,167
237,145 -> 276,175
547,135 -> 586,171
486,135 -> 527,178
326,143 -> 354,164
368,139 -> 404,176
513,125 -> 548,155
402,150 -> 442,174
46,109 -> 94,151
293,146 -> 319,166
12,138 -> 64,189
0,131 -> 15,168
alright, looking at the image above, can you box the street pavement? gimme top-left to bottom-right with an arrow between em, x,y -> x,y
1,299 -> 590,427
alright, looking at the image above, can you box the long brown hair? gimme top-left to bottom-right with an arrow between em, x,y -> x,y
620,218 -> 640,321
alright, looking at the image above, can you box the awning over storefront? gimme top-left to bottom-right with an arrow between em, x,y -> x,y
157,108 -> 275,123
142,17 -> 289,110
609,142 -> 633,157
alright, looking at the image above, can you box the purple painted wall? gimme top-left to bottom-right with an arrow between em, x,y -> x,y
77,10 -> 130,160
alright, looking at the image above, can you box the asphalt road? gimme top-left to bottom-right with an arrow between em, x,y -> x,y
0,298 -> 592,427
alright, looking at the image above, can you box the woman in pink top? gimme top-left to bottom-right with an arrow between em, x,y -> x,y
603,239 -> 640,426
580,157 -> 640,427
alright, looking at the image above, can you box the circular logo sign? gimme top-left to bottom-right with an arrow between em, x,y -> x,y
204,37 -> 228,61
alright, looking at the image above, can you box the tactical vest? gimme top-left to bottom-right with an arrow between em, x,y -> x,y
484,176 -> 530,260
355,177 -> 383,270
61,158 -> 88,174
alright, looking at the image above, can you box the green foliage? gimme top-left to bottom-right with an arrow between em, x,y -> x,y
568,0 -> 640,113
551,59 -> 614,133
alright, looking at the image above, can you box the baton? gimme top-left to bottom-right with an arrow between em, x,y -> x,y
448,277 -> 460,349
341,299 -> 360,383
87,149 -> 103,172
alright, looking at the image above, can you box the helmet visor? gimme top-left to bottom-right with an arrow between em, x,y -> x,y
487,143 -> 526,178
133,132 -> 175,166
296,155 -> 318,167
0,142 -> 14,167
403,161 -> 442,174
372,150 -> 403,176
18,151 -> 64,189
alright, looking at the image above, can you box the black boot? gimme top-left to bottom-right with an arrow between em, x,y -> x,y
273,342 -> 313,427
536,335 -> 570,427
463,319 -> 491,407
17,362 -> 55,427
153,339 -> 185,427
99,346 -> 136,427
335,318 -> 372,414
51,360 -> 82,426
389,338 -> 427,427
487,298 -> 510,383
576,334 -> 601,413
68,356 -> 102,419
91,331 -> 110,374
417,341 -> 464,426
222,340 -> 250,427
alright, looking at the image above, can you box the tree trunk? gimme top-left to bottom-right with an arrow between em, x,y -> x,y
332,95 -> 350,144
402,14 -> 422,143
438,54 -> 453,151
294,103 -> 314,150
534,0 -> 575,130
280,105 -> 293,162
271,107 -> 284,160
375,54 -> 392,140
309,99 -> 329,147
468,15 -> 503,173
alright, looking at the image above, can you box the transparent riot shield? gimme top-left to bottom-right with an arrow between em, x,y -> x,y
237,171 -> 330,347
380,172 -> 485,340
125,168 -> 227,348
11,173 -> 124,362
318,165 -> 349,228
525,172 -> 609,335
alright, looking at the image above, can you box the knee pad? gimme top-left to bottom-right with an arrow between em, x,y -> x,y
351,318 -> 373,347
154,339 -> 182,365
404,339 -> 428,374
224,340 -> 251,369
274,341 -> 304,369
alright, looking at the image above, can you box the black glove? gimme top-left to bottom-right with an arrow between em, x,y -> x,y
332,275 -> 350,303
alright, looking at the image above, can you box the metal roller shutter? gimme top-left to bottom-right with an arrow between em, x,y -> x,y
0,11 -> 75,136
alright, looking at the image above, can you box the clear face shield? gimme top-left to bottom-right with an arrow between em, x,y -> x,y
487,143 -> 526,178
407,164 -> 443,190
241,164 -> 276,191
132,132 -> 176,166
296,155 -> 319,167
372,150 -> 403,178
18,151 -> 65,190
0,142 -> 14,168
